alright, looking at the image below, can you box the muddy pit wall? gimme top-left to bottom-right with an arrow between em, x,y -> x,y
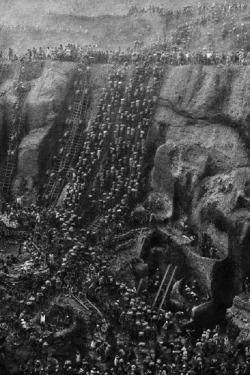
151,65 -> 250,263
140,229 -> 216,293
140,65 -> 250,316
0,63 -> 20,171
0,61 -> 77,203
16,61 -> 78,204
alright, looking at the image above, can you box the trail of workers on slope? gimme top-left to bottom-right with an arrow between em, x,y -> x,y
41,65 -> 91,206
0,61 -> 31,196
63,57 -> 163,235
63,64 -> 128,215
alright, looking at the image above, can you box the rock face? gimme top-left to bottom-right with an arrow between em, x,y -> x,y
153,65 -> 250,254
25,61 -> 77,131
0,61 -> 113,205
151,65 -> 250,324
0,63 -> 19,169
15,127 -> 52,203
140,228 -> 216,292
0,102 -> 5,162
12,61 -> 77,203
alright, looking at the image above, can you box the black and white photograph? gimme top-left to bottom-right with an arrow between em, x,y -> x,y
0,1 -> 250,374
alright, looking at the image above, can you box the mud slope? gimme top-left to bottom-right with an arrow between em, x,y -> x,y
0,61 -> 77,203
152,65 -> 250,259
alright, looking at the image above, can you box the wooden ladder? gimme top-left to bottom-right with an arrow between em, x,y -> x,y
158,265 -> 177,311
152,264 -> 177,310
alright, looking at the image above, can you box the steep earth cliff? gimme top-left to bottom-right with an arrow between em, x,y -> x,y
9,61 -> 77,203
153,65 -> 250,254
150,65 -> 250,323
0,61 -> 114,204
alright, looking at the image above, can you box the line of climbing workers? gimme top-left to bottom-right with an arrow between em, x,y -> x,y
41,65 -> 91,206
0,61 -> 31,196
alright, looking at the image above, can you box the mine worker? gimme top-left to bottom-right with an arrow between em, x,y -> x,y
6,255 -> 12,267
9,48 -> 13,61
3,262 -> 9,274
38,47 -> 44,59
75,350 -> 81,368
36,290 -> 43,305
34,360 -> 41,374
27,49 -> 32,61
244,276 -> 250,294
0,225 -> 6,246
32,47 -> 37,59
40,311 -> 46,332
42,341 -> 49,361
64,315 -> 71,327
149,212 -> 157,230
16,196 -> 23,209
18,243 -> 23,256
56,276 -> 62,292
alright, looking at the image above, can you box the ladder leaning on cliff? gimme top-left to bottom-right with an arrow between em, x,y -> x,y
41,67 -> 90,204
151,264 -> 177,311
0,61 -> 29,196
49,70 -> 90,204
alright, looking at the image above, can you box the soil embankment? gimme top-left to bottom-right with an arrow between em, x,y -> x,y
153,65 -> 250,254
150,65 -> 250,324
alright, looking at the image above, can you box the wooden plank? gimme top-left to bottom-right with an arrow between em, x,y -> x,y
137,278 -> 143,294
152,264 -> 171,309
159,266 -> 177,311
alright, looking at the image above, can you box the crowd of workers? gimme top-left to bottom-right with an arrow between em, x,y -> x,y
0,2 -> 250,373
0,61 -> 30,196
0,70 -> 246,375
0,201 -> 248,375
41,64 -> 91,206
128,1 -> 249,18
60,55 -> 161,231
1,0 -> 250,65
0,0 -> 250,66
2,1 -> 250,66
4,43 -> 250,68
0,115 -> 246,373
